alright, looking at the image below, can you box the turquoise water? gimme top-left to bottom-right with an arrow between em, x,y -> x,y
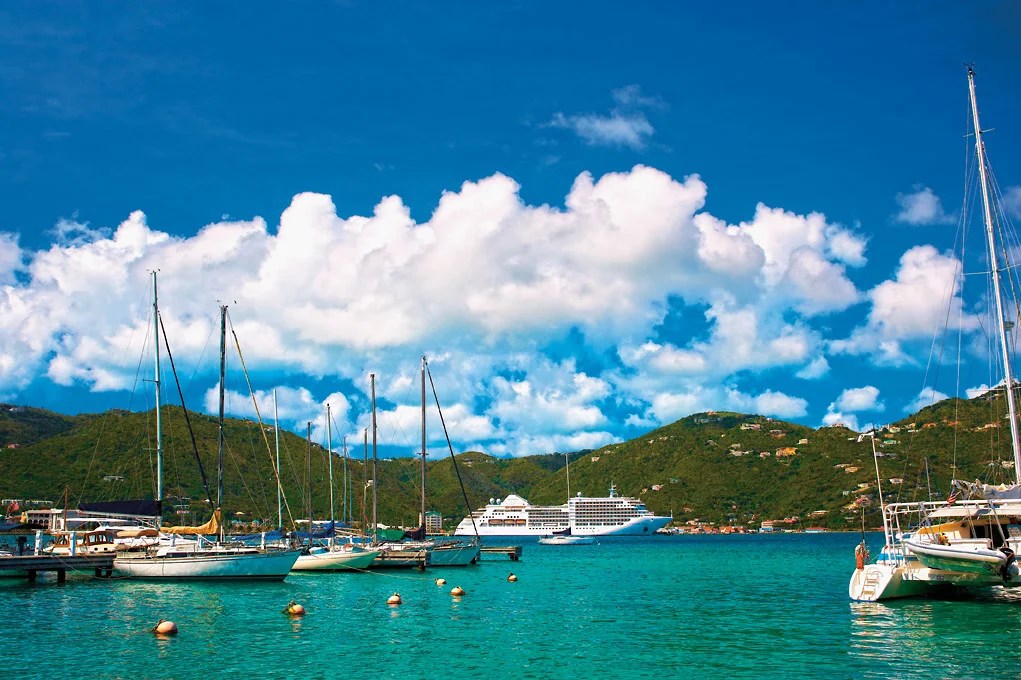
5,533 -> 1021,679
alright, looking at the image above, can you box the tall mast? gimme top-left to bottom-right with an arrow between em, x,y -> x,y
362,428 -> 368,532
152,272 -> 163,526
969,66 -> 1021,477
342,436 -> 348,525
420,356 -> 427,533
306,422 -> 313,525
216,304 -> 227,512
371,373 -> 378,543
565,452 -> 571,502
274,389 -> 282,530
327,403 -> 335,526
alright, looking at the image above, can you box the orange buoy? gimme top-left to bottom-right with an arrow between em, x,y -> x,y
387,592 -> 402,605
434,578 -> 446,586
450,586 -> 465,597
507,573 -> 518,582
152,619 -> 178,635
283,600 -> 306,616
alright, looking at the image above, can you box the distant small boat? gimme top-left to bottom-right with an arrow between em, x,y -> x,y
539,533 -> 595,546
538,528 -> 595,546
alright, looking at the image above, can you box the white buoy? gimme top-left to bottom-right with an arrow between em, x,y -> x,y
508,573 -> 518,582
283,600 -> 306,616
435,578 -> 446,586
450,586 -> 465,597
387,592 -> 402,605
153,619 -> 178,635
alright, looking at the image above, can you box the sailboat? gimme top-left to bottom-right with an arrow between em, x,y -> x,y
538,454 -> 595,545
849,67 -> 1021,601
113,278 -> 300,579
370,358 -> 481,567
405,356 -> 480,566
291,415 -> 380,571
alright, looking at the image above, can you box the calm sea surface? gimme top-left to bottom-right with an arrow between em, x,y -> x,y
5,533 -> 1021,679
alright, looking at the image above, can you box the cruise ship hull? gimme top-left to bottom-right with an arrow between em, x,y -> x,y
454,489 -> 671,537
456,515 -> 671,537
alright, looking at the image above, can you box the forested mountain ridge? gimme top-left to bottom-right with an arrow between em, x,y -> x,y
0,391 -> 1014,530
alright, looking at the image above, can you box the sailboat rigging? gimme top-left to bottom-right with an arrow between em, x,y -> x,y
849,66 -> 1021,601
112,275 -> 300,579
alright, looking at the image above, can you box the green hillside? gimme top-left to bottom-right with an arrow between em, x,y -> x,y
0,390 -> 1017,531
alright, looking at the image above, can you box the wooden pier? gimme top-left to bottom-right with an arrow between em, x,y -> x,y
0,554 -> 115,582
480,545 -> 522,561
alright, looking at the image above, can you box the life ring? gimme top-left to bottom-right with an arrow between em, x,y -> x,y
854,542 -> 869,570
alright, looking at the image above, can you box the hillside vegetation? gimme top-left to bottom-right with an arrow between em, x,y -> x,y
0,391 -> 1016,530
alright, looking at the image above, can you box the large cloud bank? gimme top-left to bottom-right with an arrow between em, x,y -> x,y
0,164 -> 941,456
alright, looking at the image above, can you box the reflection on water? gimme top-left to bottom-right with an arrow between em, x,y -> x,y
8,535 -> 1021,678
850,588 -> 1021,678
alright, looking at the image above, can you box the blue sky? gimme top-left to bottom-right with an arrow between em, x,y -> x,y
1,2 -> 1021,457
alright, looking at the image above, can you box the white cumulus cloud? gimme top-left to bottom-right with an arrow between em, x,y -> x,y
894,186 -> 954,225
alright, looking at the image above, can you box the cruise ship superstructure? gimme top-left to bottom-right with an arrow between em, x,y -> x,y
454,485 -> 671,537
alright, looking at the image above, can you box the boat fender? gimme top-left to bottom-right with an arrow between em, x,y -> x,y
854,542 -> 870,570
1000,547 -> 1017,580
450,586 -> 465,597
508,573 -> 518,582
152,619 -> 178,635
283,600 -> 306,616
387,592 -> 402,605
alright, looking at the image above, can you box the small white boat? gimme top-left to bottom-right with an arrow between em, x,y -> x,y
904,537 -> 1013,577
292,543 -> 380,571
538,533 -> 595,546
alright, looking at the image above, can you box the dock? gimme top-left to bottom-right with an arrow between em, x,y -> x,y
480,545 -> 522,561
368,548 -> 430,570
0,554 -> 115,582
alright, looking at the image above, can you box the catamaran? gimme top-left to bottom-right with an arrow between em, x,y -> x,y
849,67 -> 1021,601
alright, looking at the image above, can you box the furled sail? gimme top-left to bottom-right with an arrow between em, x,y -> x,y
163,508 -> 222,535
953,479 -> 1021,501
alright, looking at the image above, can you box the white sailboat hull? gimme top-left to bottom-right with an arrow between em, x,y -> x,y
292,547 -> 380,571
539,535 -> 595,545
115,548 -> 301,580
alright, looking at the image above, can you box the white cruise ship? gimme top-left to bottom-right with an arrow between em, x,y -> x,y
454,485 -> 671,537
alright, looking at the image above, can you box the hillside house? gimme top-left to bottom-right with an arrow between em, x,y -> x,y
775,447 -> 797,458
769,430 -> 786,439
740,423 -> 761,431
759,451 -> 772,458
844,466 -> 860,473
889,478 -> 904,485
798,438 -> 809,445
591,456 -> 600,462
